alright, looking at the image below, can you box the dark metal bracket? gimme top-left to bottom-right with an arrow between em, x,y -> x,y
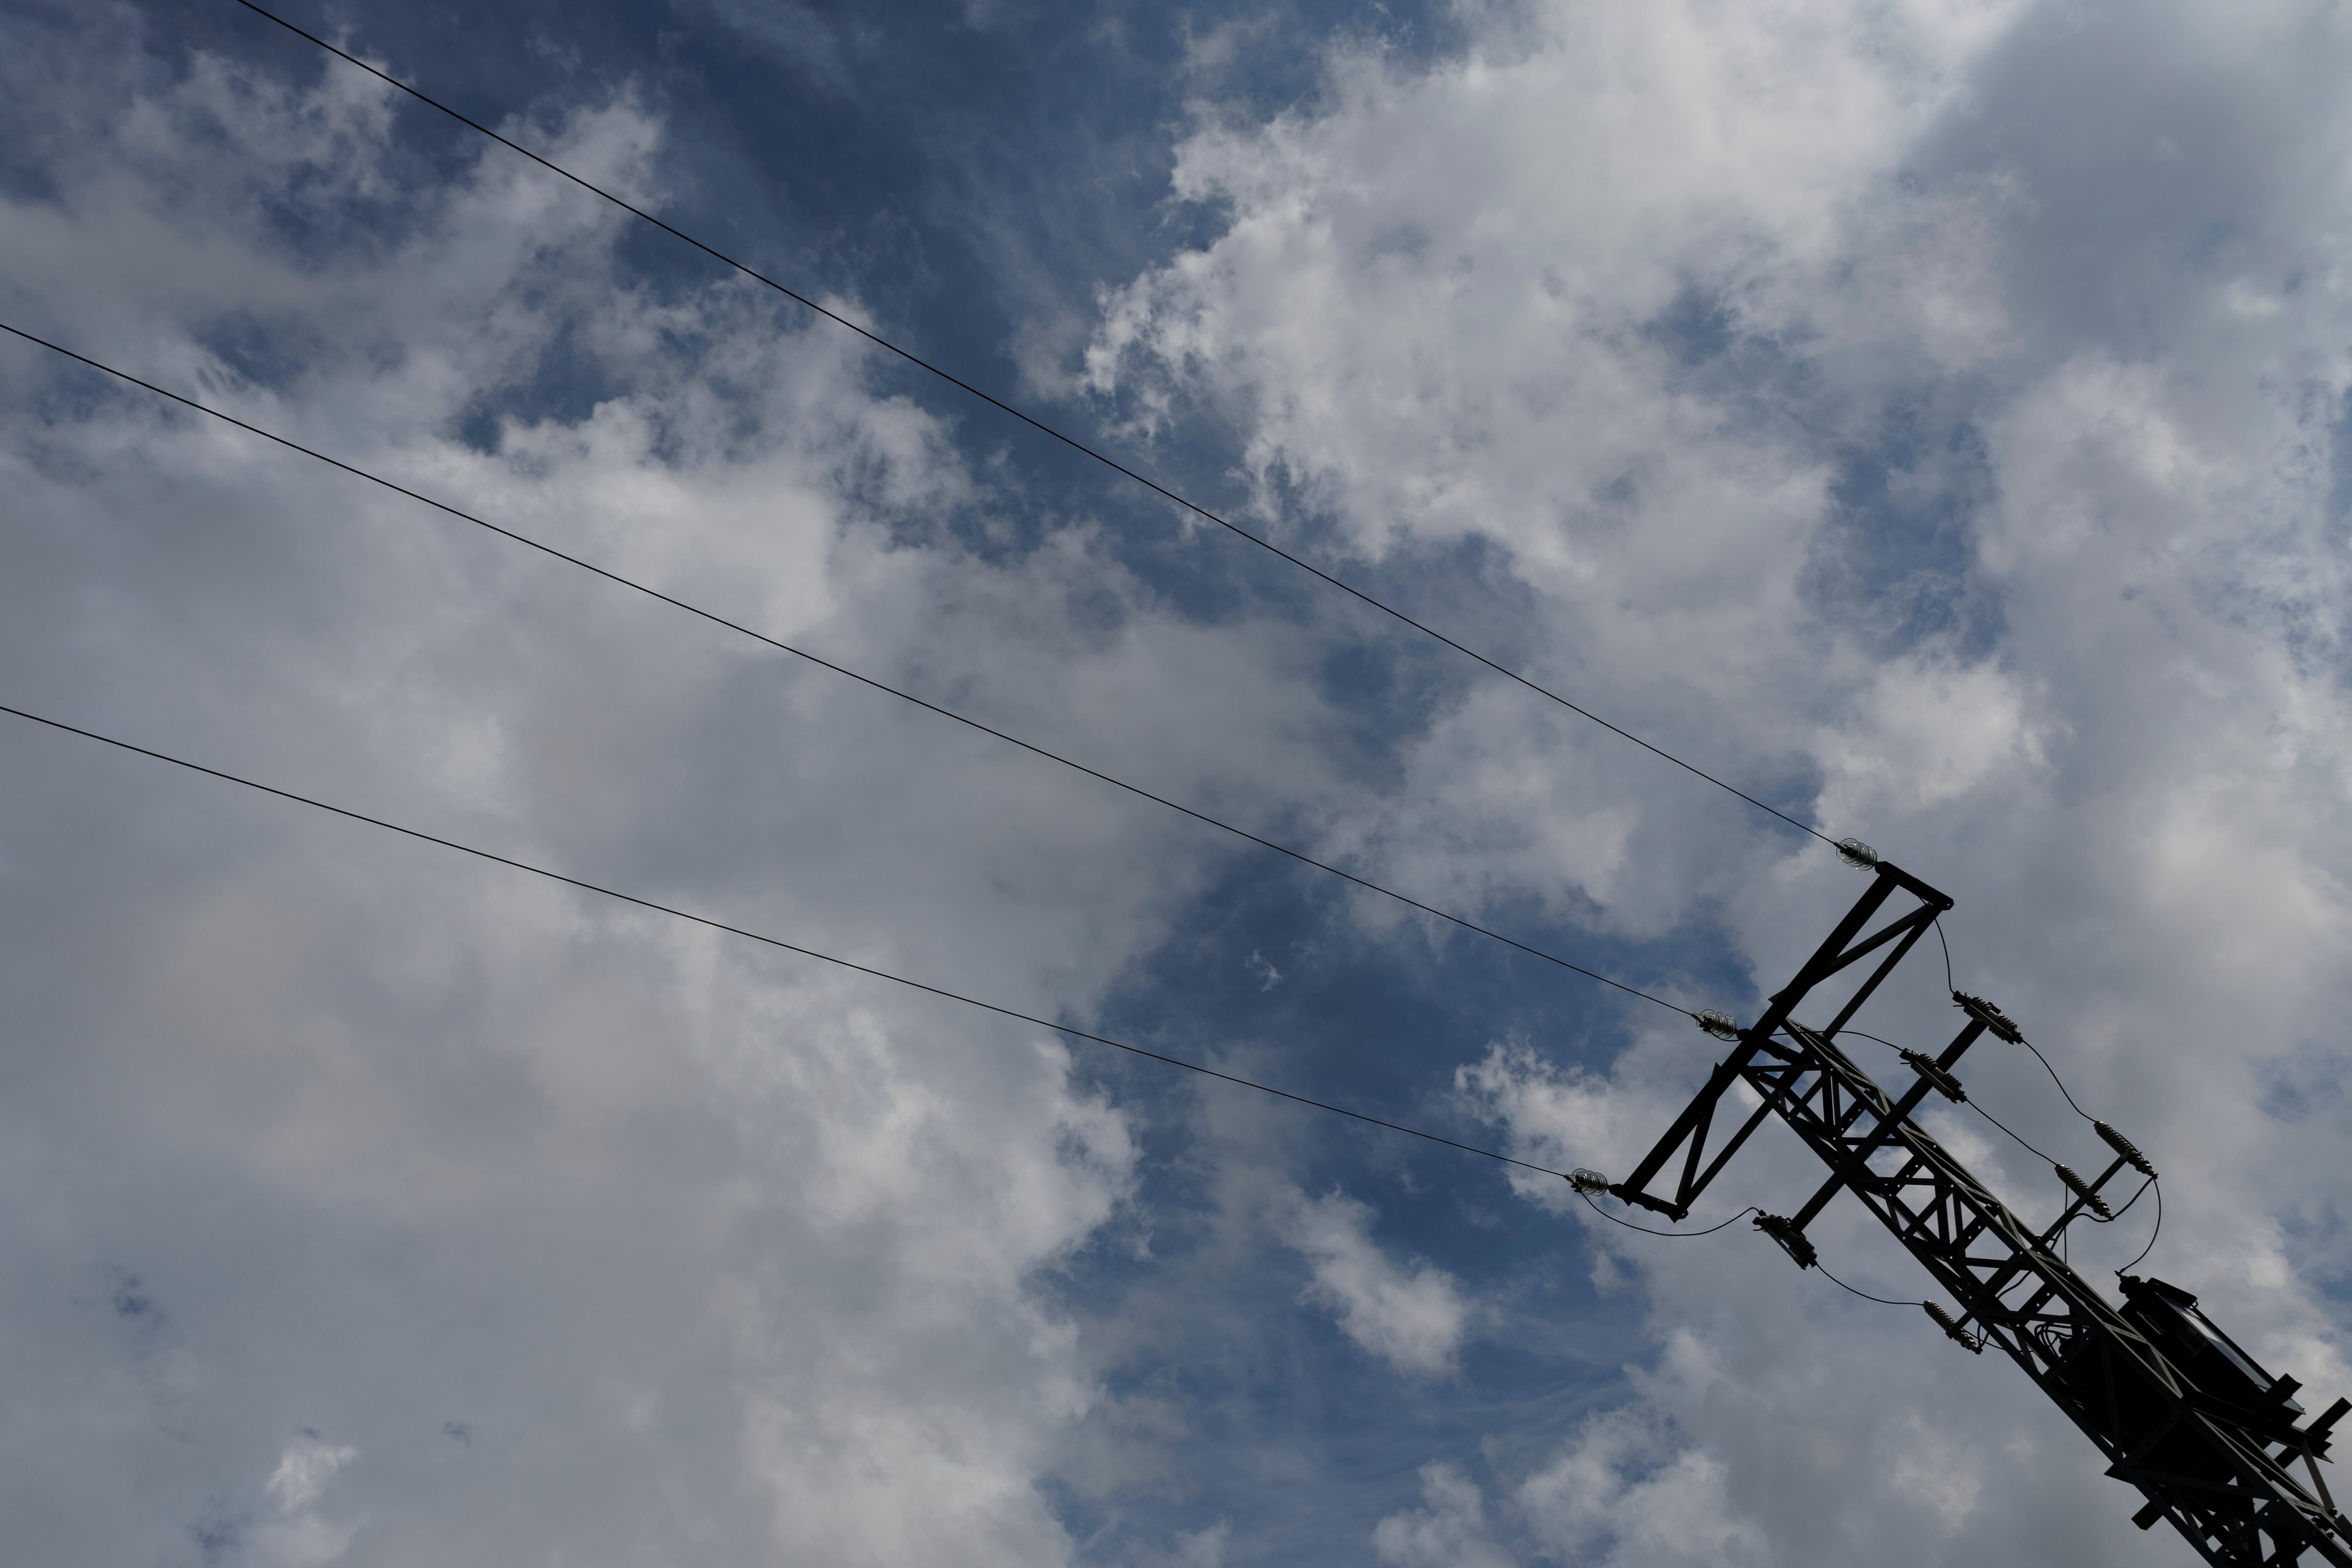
1597,862 -> 2352,1567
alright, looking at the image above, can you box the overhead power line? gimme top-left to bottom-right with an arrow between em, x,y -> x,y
1842,1027 -> 2068,1165
226,0 -> 1840,852
1812,1262 -> 1920,1308
1936,920 -> 2102,1124
1578,1193 -> 1756,1237
0,319 -> 1692,1019
0,699 -> 1573,1179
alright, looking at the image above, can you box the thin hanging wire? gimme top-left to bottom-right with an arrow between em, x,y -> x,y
1937,921 -> 2167,1273
1935,918 -> 2097,1121
2120,1183 -> 2164,1274
1838,1027 -> 2067,1167
2018,1036 -> 2100,1123
0,700 -> 1581,1180
2102,1176 -> 2156,1224
0,319 -> 1693,1020
225,0 -> 1842,853
1814,1261 -> 1920,1308
1578,1194 -> 1758,1238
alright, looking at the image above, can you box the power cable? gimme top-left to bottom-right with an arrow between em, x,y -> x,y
2104,1174 -> 2155,1224
1838,1027 -> 2067,1166
1578,1193 -> 1757,1237
1968,1097 -> 2069,1170
1932,920 -> 2098,1121
2120,1182 -> 2164,1274
1966,1100 -> 2060,1170
0,319 -> 1691,1020
1931,928 -> 2166,1272
1814,1261 -> 1919,1308
225,0 -> 1840,853
1585,1183 -> 1931,1309
1839,1025 -> 2154,1275
0,700 -> 1589,1178
1970,1099 -> 2062,1166
2018,1035 -> 2098,1123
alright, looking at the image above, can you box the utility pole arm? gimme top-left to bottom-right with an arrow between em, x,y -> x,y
1599,864 -> 2352,1567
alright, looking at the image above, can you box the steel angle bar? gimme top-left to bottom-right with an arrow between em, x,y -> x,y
1603,861 -> 2352,1565
1613,865 -> 1944,1215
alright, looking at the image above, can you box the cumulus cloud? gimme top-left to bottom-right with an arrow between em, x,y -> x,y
1282,1186 -> 1471,1376
1515,1401 -> 1763,1568
1075,0 -> 2066,940
18,0 -> 2352,1562
252,1433 -> 361,1568
1081,0 -> 2352,1559
0,22 -> 1264,1566
1372,1463 -> 1518,1568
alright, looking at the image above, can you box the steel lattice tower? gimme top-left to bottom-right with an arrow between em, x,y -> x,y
1596,859 -> 2352,1565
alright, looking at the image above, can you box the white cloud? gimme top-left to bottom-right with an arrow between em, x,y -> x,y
0,30 -> 1261,1568
1081,0 -> 2352,1559
17,0 -> 2352,1561
1814,657 -> 2042,814
263,1432 -> 358,1514
1134,1520 -> 1235,1568
254,1433 -> 360,1568
1074,0 -> 2076,945
1885,1417 -> 1986,1531
1373,1463 -> 1518,1568
1283,1186 -> 1471,1377
1454,1051 -> 1649,1260
1515,1401 -> 1764,1568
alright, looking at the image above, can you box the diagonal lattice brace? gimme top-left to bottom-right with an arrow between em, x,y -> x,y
1609,864 -> 1951,1219
1604,861 -> 2352,1566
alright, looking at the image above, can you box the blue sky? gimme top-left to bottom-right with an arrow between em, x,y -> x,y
5,1 -> 2352,1565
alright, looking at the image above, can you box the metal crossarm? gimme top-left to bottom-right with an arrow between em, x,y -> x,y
1605,862 -> 2352,1565
1609,865 -> 1951,1219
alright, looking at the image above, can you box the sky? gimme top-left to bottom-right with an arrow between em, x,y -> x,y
3,0 -> 2352,1564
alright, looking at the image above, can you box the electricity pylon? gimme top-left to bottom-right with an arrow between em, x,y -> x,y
1582,856 -> 2352,1565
